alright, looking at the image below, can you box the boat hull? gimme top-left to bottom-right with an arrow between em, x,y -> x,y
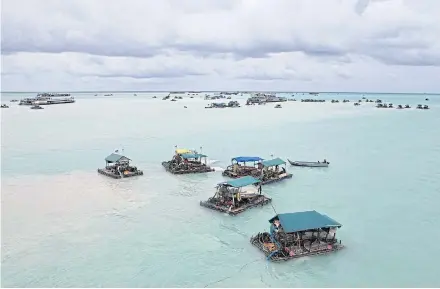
288,159 -> 329,167
200,196 -> 272,215
162,161 -> 214,175
97,168 -> 143,179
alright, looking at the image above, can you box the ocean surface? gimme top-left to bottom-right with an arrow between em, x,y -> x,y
1,92 -> 440,287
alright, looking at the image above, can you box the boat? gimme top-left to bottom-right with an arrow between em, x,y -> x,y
397,105 -> 403,109
30,105 -> 44,109
287,159 -> 329,167
19,95 -> 75,106
97,153 -> 143,179
199,176 -> 271,215
162,148 -> 215,175
37,92 -> 70,97
222,156 -> 264,179
354,103 -> 360,106
260,158 -> 293,185
205,103 -> 227,109
1,104 -> 9,108
227,101 -> 240,107
10,99 -> 18,102
275,104 -> 282,108
405,104 -> 410,108
416,104 -> 429,109
250,210 -> 344,262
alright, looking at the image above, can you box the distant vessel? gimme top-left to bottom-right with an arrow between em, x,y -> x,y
19,95 -> 75,106
37,92 -> 70,97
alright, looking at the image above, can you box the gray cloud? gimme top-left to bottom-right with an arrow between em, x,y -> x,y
1,0 -> 440,91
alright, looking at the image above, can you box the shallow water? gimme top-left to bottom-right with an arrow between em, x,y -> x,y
1,92 -> 440,287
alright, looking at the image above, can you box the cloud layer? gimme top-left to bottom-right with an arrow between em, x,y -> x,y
2,0 -> 440,92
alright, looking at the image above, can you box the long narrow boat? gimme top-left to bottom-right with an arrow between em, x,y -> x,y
288,159 -> 329,167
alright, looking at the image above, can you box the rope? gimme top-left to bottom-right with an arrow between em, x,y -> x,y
203,258 -> 261,288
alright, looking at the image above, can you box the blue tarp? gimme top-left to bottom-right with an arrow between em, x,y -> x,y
269,210 -> 342,233
223,176 -> 261,188
181,153 -> 207,159
232,156 -> 263,163
262,157 -> 286,167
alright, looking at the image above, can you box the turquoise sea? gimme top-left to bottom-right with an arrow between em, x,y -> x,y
1,92 -> 440,287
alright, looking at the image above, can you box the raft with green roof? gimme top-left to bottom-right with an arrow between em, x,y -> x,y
250,210 -> 344,261
200,176 -> 271,215
97,153 -> 143,179
162,148 -> 215,175
259,157 -> 293,185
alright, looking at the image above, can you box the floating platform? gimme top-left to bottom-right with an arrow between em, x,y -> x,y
250,232 -> 344,262
200,195 -> 272,215
250,210 -> 344,262
222,169 -> 261,179
162,161 -> 214,175
260,173 -> 293,185
97,168 -> 143,179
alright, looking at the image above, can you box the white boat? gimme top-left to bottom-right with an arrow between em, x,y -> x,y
288,159 -> 329,167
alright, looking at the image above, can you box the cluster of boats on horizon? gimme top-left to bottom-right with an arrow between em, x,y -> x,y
1,91 -> 432,111
2,93 -> 75,109
96,148 -> 342,261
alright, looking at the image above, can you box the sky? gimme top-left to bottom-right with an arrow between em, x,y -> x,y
1,0 -> 440,92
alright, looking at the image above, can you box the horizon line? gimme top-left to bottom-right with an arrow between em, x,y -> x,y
1,90 -> 438,95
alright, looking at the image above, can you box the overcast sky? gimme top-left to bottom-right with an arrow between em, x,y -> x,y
2,0 -> 440,92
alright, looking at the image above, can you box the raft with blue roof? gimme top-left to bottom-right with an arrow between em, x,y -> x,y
162,148 -> 215,174
97,153 -> 143,179
200,176 -> 271,215
260,157 -> 293,185
250,210 -> 344,261
222,156 -> 264,179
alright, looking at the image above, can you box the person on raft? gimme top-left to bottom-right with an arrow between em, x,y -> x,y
270,219 -> 282,247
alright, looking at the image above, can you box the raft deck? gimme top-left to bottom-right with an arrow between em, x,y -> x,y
97,168 -> 144,179
200,195 -> 272,215
260,173 -> 293,185
162,161 -> 214,175
250,232 -> 344,262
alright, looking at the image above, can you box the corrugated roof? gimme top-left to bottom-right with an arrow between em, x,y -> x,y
224,176 -> 261,188
181,153 -> 207,159
262,157 -> 286,167
269,210 -> 342,233
232,156 -> 263,163
105,153 -> 130,163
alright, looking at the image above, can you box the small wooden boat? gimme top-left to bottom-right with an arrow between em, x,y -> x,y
30,105 -> 44,109
275,104 -> 282,108
1,104 -> 9,108
288,159 -> 329,167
